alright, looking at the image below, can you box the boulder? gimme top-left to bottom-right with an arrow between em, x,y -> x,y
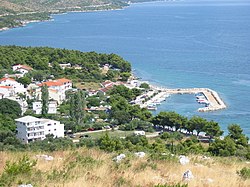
179,155 -> 189,165
36,154 -> 54,161
113,154 -> 126,162
182,170 -> 194,181
135,152 -> 146,158
18,184 -> 33,187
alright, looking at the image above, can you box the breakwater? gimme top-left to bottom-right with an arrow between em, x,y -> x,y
164,88 -> 226,112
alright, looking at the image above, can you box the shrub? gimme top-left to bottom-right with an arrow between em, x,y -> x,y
237,167 -> 250,180
0,156 -> 37,186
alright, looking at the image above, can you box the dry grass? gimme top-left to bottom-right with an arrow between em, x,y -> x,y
74,82 -> 101,90
0,148 -> 250,187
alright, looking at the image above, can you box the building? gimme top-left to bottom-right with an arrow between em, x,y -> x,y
16,116 -> 64,144
32,101 -> 57,114
12,64 -> 33,75
0,85 -> 15,98
0,77 -> 27,94
37,78 -> 72,103
59,63 -> 71,69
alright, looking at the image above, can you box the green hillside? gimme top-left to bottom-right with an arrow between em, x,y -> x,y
0,0 -> 128,29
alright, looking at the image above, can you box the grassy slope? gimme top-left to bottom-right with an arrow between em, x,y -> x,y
1,148 -> 250,186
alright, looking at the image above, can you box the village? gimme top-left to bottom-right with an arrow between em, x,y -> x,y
0,63 -> 158,144
0,61 -> 229,145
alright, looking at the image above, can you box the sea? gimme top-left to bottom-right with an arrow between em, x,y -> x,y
0,0 -> 250,136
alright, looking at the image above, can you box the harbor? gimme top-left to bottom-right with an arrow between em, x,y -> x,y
163,88 -> 226,112
129,82 -> 227,112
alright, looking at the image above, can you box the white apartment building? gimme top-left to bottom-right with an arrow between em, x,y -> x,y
37,78 -> 72,103
32,101 -> 57,114
0,77 -> 27,94
16,116 -> 64,144
0,85 -> 15,98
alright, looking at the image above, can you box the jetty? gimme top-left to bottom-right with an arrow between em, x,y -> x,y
164,88 -> 226,112
126,78 -> 226,112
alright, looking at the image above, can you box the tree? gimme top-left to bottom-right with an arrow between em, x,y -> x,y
139,83 -> 150,90
0,114 -> 16,132
204,120 -> 223,141
69,90 -> 85,125
41,85 -> 49,116
0,98 -> 21,118
152,111 -> 187,131
208,137 -> 236,156
17,76 -> 31,88
228,124 -> 244,140
188,116 -> 208,136
86,96 -> 100,108
227,124 -> 249,147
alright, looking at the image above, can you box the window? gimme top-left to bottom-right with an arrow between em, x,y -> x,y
48,124 -> 51,126
54,129 -> 56,131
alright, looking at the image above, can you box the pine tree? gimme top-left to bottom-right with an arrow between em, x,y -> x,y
41,85 -> 49,116
69,90 -> 85,125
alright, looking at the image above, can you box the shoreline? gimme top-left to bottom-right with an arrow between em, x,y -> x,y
0,6 -> 126,32
129,73 -> 227,112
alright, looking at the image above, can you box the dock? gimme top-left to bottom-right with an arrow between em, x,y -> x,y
126,79 -> 226,112
164,88 -> 226,112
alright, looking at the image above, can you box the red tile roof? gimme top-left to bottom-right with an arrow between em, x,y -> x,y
0,77 -> 16,82
57,78 -> 72,83
13,64 -> 33,71
37,78 -> 71,87
101,80 -> 114,87
0,85 -> 12,89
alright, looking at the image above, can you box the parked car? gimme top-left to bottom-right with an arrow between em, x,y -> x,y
104,125 -> 111,129
88,128 -> 94,131
80,134 -> 91,138
69,134 -> 76,138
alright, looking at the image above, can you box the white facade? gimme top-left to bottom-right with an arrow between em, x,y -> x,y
0,78 -> 27,94
16,116 -> 64,144
0,86 -> 15,98
37,78 -> 72,103
12,64 -> 32,75
33,101 -> 57,114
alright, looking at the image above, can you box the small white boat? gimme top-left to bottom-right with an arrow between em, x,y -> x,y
147,104 -> 157,110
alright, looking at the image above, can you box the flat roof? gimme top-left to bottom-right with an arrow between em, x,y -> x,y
15,115 -> 40,123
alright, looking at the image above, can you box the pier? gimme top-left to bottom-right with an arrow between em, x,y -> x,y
127,80 -> 226,112
164,88 -> 226,112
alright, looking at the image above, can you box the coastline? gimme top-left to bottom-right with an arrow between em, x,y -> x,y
0,6 -> 126,32
129,72 -> 227,113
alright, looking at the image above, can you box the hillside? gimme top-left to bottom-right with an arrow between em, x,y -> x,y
0,147 -> 250,187
0,0 -> 128,30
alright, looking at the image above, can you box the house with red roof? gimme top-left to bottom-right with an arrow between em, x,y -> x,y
0,77 -> 26,94
37,78 -> 72,103
12,64 -> 33,75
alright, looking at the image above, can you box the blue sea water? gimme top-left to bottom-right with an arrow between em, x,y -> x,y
1,0 -> 250,135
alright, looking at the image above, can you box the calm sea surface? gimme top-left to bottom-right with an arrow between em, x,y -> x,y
1,0 -> 250,135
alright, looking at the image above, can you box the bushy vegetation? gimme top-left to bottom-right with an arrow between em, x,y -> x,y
237,167 -> 250,180
0,46 -> 131,82
0,0 -> 128,29
0,156 -> 37,186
